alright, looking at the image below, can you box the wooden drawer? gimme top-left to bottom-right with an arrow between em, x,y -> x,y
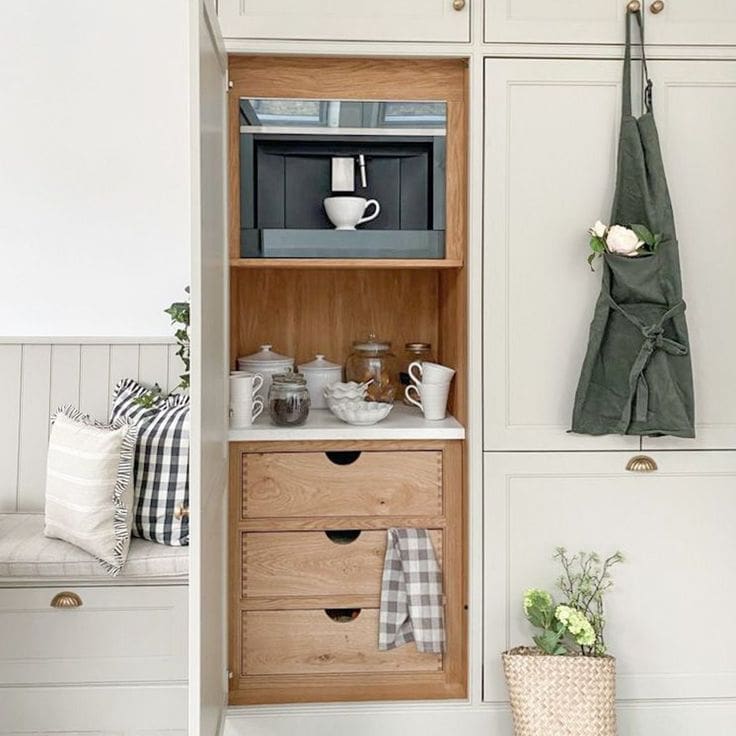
242,608 -> 442,676
242,450 -> 443,519
241,529 -> 443,601
0,585 -> 187,685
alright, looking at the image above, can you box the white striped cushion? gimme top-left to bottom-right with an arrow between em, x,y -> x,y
44,406 -> 139,576
0,514 -> 188,580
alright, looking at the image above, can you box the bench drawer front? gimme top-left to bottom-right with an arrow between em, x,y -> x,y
242,608 -> 442,676
242,451 -> 443,519
241,529 -> 443,600
0,585 -> 187,685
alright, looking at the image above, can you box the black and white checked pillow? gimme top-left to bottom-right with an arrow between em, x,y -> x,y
111,378 -> 189,546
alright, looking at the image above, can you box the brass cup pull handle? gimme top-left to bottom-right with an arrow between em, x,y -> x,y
452,0 -> 466,11
627,0 -> 641,12
174,503 -> 190,520
626,455 -> 658,473
650,0 -> 665,13
51,591 -> 83,609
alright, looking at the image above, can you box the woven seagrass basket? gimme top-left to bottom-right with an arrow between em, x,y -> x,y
502,647 -> 617,736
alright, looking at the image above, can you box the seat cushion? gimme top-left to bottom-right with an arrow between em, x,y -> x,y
0,514 -> 188,581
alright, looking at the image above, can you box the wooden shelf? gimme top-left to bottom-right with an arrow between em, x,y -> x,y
230,258 -> 463,270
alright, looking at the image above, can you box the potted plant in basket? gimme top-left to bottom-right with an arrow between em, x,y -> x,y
503,548 -> 624,736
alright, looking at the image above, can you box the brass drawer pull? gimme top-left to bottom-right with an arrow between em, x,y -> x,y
325,530 -> 362,545
452,0 -> 466,10
627,0 -> 641,11
626,455 -> 658,473
650,0 -> 664,13
174,503 -> 190,520
50,591 -> 83,609
325,608 -> 361,623
325,451 -> 361,466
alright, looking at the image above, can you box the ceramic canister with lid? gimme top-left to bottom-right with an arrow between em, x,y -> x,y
297,354 -> 343,409
236,344 -> 294,403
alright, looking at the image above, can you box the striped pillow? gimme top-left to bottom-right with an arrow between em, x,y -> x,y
44,406 -> 139,576
111,378 -> 190,546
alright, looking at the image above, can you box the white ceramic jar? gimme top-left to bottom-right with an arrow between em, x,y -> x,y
297,354 -> 343,409
237,344 -> 294,403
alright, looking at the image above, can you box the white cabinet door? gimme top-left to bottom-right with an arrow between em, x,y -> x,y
485,0 -> 736,45
485,0 -> 628,44
641,61 -> 736,450
218,0 -> 470,43
190,3 -> 229,735
484,451 -> 736,706
483,59 -> 639,451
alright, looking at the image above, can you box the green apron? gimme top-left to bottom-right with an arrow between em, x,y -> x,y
572,10 -> 695,438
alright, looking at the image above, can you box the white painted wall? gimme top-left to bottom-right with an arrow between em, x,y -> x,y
0,1 -> 191,337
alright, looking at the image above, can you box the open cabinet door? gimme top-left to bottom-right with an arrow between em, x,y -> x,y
190,1 -> 228,734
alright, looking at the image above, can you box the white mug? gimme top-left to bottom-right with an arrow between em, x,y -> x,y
408,360 -> 455,386
324,196 -> 380,230
405,381 -> 451,421
229,372 -> 264,427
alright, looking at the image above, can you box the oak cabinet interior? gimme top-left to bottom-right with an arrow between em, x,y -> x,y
227,56 -> 468,705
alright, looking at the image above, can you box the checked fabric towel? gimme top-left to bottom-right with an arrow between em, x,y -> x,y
378,528 -> 445,654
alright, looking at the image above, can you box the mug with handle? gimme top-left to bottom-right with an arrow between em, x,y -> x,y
405,381 -> 451,421
229,372 -> 265,427
408,360 -> 455,386
324,196 -> 381,230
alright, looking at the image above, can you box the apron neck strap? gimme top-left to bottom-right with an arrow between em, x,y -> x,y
623,9 -> 653,117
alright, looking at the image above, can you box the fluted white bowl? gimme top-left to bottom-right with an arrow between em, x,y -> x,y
326,398 -> 393,426
323,381 -> 370,402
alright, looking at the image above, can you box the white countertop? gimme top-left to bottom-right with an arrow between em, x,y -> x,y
228,405 -> 465,442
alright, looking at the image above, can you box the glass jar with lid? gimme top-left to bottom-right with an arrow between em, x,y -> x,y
268,372 -> 310,426
400,342 -> 435,405
345,334 -> 399,404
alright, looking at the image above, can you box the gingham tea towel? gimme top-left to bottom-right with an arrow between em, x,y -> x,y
378,528 -> 445,654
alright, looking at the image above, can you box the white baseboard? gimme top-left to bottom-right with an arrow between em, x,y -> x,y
224,699 -> 736,736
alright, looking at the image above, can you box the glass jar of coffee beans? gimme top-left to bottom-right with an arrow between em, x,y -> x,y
268,372 -> 310,426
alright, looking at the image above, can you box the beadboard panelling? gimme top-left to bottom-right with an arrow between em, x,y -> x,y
0,340 -> 178,512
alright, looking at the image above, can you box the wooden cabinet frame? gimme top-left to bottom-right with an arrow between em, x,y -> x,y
228,440 -> 466,705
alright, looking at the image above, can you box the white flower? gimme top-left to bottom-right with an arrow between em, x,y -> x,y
590,220 -> 607,239
606,225 -> 643,256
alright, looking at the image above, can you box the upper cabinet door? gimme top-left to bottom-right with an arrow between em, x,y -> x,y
483,58 -> 639,451
218,0 -> 470,43
642,61 -> 736,450
485,0 -> 736,45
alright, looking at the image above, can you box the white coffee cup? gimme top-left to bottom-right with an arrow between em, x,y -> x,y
229,372 -> 264,427
408,360 -> 455,386
324,196 -> 380,230
405,381 -> 451,421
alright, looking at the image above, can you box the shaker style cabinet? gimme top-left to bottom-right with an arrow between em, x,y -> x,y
484,0 -> 736,45
218,0 -> 471,43
483,57 -> 736,451
483,451 -> 736,703
640,61 -> 736,450
482,58 -> 639,451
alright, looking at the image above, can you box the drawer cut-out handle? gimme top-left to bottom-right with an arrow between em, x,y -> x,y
325,530 -> 362,545
324,608 -> 361,623
325,451 -> 362,466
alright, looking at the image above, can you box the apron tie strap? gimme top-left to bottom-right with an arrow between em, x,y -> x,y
606,297 -> 688,428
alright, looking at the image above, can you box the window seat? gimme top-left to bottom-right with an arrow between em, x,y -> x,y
0,513 -> 188,584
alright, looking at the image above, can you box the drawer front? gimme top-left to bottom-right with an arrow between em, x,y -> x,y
242,529 -> 443,600
0,585 -> 187,685
242,451 -> 443,518
242,608 -> 442,676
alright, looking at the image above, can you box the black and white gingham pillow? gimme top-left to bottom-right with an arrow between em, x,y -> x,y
111,378 -> 189,546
